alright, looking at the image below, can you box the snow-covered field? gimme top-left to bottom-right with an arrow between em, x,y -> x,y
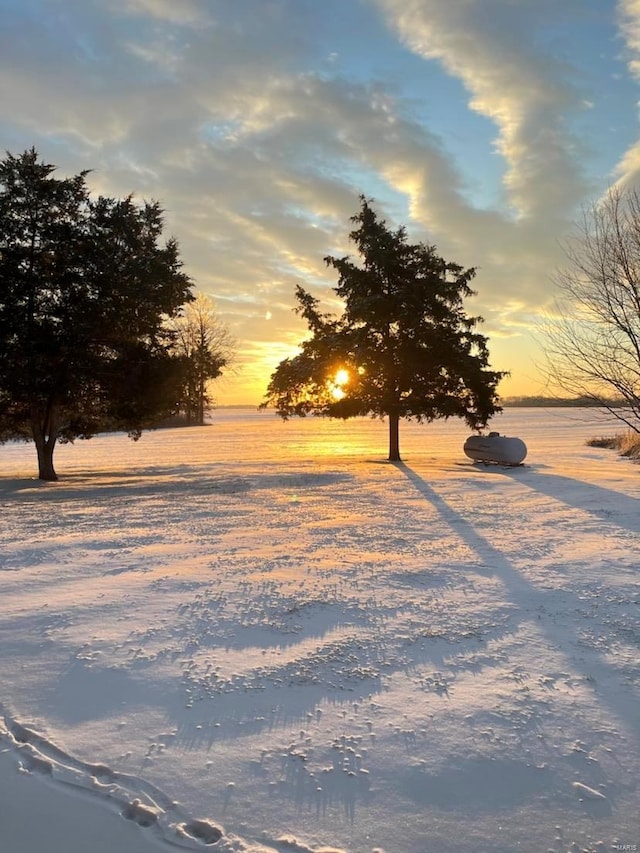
1,408 -> 639,853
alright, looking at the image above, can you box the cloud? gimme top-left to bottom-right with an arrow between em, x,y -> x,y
114,0 -> 212,27
373,0 -> 590,221
612,0 -> 640,188
0,0 -> 629,401
618,0 -> 640,74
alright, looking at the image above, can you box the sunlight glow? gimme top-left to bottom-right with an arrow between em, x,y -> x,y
335,368 -> 350,386
329,368 -> 350,400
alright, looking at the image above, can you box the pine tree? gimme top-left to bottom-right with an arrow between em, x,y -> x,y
0,149 -> 193,479
262,197 -> 506,461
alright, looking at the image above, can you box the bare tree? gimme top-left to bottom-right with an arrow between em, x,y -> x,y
544,185 -> 640,431
169,293 -> 235,425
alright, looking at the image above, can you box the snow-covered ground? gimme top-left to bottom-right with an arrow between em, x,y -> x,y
1,409 -> 639,853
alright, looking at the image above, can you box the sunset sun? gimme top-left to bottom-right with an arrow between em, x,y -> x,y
330,368 -> 350,400
334,368 -> 349,386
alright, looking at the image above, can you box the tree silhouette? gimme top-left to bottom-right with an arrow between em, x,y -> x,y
544,186 -> 640,430
0,149 -> 193,479
168,292 -> 235,425
263,198 -> 505,461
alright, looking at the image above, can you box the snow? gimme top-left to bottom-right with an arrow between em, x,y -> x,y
1,408 -> 639,853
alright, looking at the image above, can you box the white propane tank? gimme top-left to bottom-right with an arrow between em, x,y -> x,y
463,431 -> 527,466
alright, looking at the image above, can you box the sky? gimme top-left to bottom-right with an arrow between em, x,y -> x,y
2,0 -> 640,405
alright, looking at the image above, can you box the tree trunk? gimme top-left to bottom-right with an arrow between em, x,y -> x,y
197,375 -> 205,426
31,403 -> 59,481
388,410 -> 401,462
35,435 -> 58,481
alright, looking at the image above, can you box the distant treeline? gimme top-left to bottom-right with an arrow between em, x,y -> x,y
503,396 -> 625,408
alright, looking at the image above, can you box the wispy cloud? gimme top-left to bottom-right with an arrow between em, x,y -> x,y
613,0 -> 640,187
373,0 -> 589,219
0,0 -> 634,401
115,0 -> 212,26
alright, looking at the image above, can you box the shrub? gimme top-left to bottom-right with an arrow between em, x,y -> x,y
587,432 -> 640,459
586,436 -> 620,449
617,432 -> 640,459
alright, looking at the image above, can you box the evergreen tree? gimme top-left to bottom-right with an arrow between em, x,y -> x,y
0,149 -> 193,479
263,198 -> 505,461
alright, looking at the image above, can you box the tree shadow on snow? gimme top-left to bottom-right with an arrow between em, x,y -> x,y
393,462 -> 640,745
0,468 -> 354,503
495,464 -> 640,535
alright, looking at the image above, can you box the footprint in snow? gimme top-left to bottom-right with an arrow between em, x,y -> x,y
1,706 -> 226,849
178,819 -> 223,845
